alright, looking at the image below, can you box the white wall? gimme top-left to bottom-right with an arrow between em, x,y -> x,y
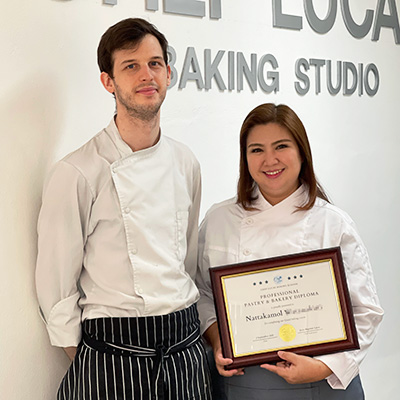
1,1 -> 399,398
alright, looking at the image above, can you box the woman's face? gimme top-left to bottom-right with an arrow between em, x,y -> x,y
246,123 -> 302,205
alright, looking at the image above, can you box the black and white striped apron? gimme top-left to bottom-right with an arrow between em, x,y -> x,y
57,304 -> 212,400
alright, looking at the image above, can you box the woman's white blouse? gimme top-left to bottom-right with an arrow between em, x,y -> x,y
196,186 -> 383,389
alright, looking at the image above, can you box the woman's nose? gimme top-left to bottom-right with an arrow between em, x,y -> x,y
262,150 -> 278,166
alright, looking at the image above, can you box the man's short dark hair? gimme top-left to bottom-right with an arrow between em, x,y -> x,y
97,18 -> 168,78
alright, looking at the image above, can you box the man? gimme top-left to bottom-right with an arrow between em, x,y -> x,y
36,18 -> 211,400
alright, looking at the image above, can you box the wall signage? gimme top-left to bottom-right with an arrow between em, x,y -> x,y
100,0 -> 400,44
145,0 -> 400,46
145,0 -> 221,19
83,0 -> 400,96
273,0 -> 400,44
167,47 -> 380,96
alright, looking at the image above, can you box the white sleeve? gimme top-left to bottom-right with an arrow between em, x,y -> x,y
195,216 -> 218,335
35,161 -> 93,347
184,159 -> 201,282
314,221 -> 384,389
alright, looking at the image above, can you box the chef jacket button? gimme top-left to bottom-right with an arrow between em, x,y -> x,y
137,288 -> 143,294
112,167 -> 117,174
243,249 -> 251,256
131,248 -> 137,255
124,207 -> 131,214
246,218 -> 254,225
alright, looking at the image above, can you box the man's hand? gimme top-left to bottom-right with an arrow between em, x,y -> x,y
63,346 -> 77,361
261,351 -> 332,384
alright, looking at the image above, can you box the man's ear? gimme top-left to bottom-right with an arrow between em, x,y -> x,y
100,72 -> 115,94
166,65 -> 171,87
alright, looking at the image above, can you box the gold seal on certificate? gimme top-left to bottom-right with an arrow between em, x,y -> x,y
279,324 -> 296,342
210,247 -> 359,369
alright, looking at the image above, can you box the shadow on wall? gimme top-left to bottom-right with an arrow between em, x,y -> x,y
0,72 -> 70,397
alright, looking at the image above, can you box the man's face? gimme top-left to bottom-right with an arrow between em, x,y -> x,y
101,34 -> 171,122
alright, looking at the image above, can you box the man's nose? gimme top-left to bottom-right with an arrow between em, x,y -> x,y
139,65 -> 153,81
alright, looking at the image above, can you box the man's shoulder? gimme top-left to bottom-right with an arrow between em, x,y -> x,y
163,136 -> 200,167
62,128 -> 115,167
51,126 -> 118,190
163,136 -> 196,157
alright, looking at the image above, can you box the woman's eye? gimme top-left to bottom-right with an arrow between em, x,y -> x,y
276,144 -> 288,150
250,148 -> 262,153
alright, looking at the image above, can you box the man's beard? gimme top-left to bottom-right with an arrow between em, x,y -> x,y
114,84 -> 165,122
123,101 -> 163,122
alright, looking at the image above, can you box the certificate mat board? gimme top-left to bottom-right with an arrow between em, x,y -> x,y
210,247 -> 359,369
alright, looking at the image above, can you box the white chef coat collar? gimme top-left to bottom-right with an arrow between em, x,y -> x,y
105,116 -> 162,159
252,184 -> 309,212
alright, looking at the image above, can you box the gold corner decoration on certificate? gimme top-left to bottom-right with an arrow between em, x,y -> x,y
209,247 -> 359,370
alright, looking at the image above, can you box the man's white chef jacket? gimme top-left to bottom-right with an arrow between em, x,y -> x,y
36,119 -> 201,347
196,186 -> 384,390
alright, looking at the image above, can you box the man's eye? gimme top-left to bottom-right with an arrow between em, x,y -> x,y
150,61 -> 161,67
126,64 -> 135,69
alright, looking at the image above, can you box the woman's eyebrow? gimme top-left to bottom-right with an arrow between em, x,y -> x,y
271,139 -> 292,146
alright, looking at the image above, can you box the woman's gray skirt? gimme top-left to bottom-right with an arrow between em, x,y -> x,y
207,350 -> 364,400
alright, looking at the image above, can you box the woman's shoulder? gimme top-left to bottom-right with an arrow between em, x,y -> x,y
204,196 -> 240,219
200,196 -> 243,230
313,197 -> 356,227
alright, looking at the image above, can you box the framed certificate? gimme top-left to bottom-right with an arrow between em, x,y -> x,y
209,247 -> 359,369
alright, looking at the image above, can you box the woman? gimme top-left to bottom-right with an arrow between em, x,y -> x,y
196,103 -> 383,399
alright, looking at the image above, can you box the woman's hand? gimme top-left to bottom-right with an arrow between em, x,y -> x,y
260,351 -> 332,384
213,345 -> 244,377
204,322 -> 244,377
